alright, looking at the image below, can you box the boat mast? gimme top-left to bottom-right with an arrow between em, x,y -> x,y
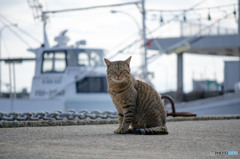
27,0 -> 50,48
42,13 -> 49,48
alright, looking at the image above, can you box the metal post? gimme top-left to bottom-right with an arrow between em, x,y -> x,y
177,53 -> 183,92
0,24 -> 17,94
180,13 -> 184,37
141,0 -> 148,82
0,26 -> 7,94
199,18 -> 202,36
8,63 -> 13,111
13,63 -> 16,99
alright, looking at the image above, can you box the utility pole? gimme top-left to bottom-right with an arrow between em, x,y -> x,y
0,24 -> 17,94
8,63 -> 13,111
141,0 -> 148,83
0,26 -> 8,94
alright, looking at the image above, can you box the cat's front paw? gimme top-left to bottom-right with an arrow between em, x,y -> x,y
114,127 -> 128,134
114,128 -> 122,134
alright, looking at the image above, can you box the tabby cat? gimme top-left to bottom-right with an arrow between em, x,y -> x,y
104,56 -> 168,135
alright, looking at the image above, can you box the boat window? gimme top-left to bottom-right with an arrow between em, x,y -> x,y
54,52 -> 66,72
76,77 -> 107,93
90,52 -> 101,66
42,51 -> 66,73
78,53 -> 89,66
42,52 -> 54,72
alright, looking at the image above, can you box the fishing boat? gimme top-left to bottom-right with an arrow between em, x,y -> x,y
0,29 -> 114,113
0,1 -> 146,113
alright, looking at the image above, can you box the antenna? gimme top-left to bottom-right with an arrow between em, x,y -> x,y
27,0 -> 141,49
27,0 -> 49,48
27,0 -> 43,20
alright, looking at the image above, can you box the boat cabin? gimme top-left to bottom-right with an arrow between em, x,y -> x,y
29,33 -> 108,100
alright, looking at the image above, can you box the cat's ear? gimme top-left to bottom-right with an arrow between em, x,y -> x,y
104,58 -> 111,67
125,56 -> 132,66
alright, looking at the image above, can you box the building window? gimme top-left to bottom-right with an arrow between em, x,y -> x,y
76,77 -> 107,93
42,51 -> 67,73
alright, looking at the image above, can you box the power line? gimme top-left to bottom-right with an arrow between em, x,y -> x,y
15,26 -> 41,44
0,19 -> 32,47
43,1 -> 141,14
0,15 -> 41,44
148,11 -> 234,64
107,13 -> 183,60
147,3 -> 237,13
2,36 -> 11,57
108,0 -> 234,62
109,31 -> 140,54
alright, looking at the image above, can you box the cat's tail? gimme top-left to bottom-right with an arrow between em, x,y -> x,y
133,126 -> 168,135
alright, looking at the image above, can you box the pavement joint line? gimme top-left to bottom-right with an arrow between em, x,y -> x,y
0,114 -> 239,128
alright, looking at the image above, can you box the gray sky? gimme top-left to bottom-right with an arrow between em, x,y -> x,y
0,0 -> 238,93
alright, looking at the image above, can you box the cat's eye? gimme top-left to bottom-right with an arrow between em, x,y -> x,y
122,70 -> 128,74
108,70 -> 114,74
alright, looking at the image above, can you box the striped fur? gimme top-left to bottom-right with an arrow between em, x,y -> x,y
104,56 -> 168,135
133,126 -> 168,135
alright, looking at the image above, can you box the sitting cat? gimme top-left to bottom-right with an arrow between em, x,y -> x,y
104,56 -> 168,135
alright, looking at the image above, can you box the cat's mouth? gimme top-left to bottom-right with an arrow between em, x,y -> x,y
111,78 -> 124,83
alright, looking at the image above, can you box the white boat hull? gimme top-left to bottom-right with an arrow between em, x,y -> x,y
0,94 -> 115,113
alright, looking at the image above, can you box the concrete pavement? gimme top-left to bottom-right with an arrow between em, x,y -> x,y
0,119 -> 239,159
